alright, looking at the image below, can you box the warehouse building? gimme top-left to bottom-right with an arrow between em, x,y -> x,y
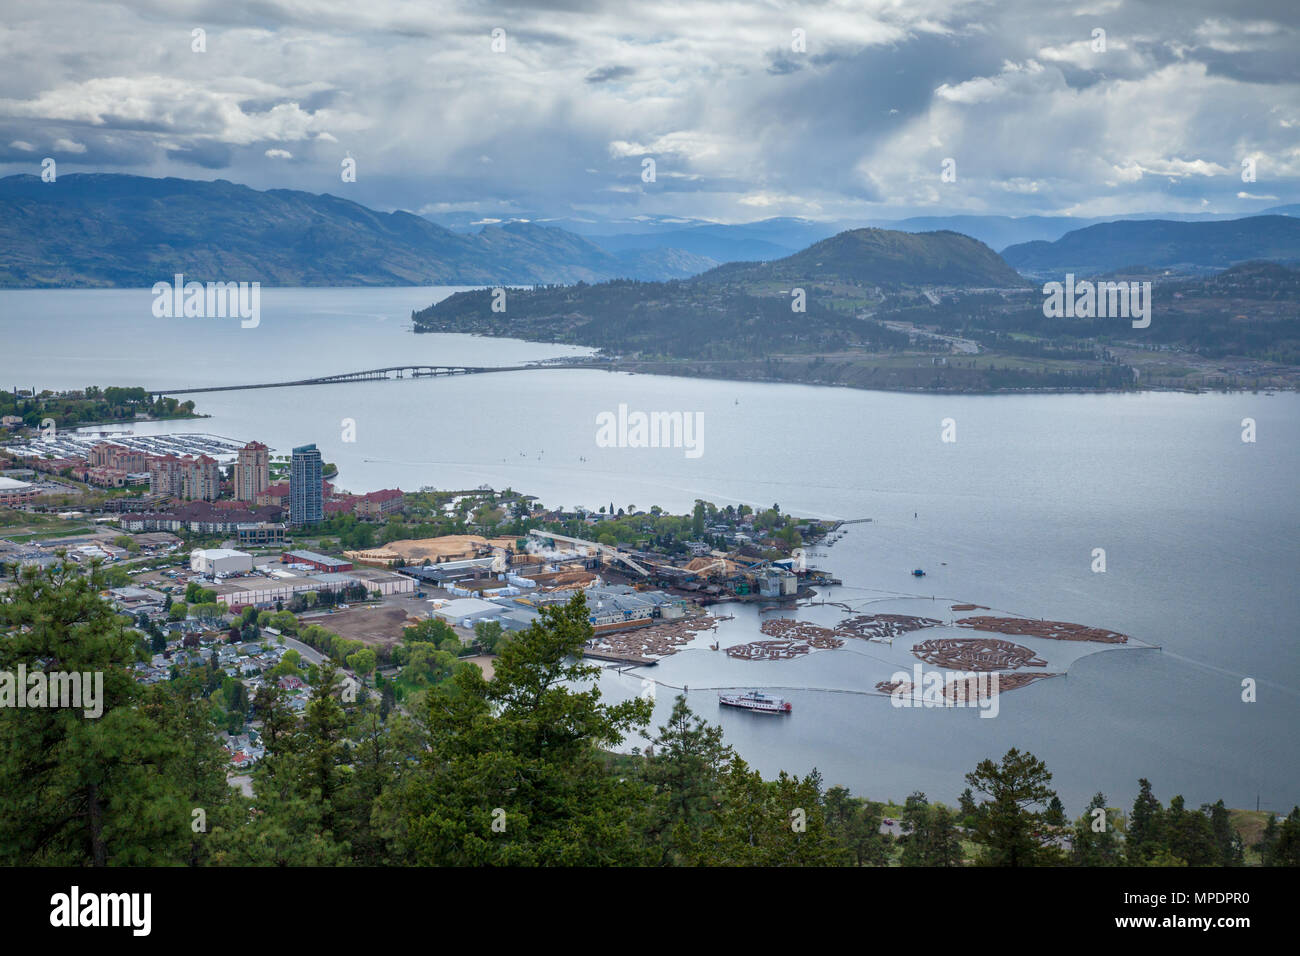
191,548 -> 254,576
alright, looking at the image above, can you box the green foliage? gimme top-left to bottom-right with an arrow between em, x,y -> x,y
897,792 -> 964,866
964,748 -> 1063,866
0,565 -> 232,864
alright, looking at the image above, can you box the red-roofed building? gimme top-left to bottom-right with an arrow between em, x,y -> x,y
356,488 -> 405,519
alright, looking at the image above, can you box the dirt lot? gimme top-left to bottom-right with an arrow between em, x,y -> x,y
380,535 -> 519,562
312,604 -> 422,648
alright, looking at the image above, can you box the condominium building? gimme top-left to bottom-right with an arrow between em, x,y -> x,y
148,453 -> 221,501
289,443 -> 323,527
234,440 -> 270,503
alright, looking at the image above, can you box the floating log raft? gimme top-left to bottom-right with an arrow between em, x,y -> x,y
955,616 -> 1129,644
876,671 -> 1058,699
586,614 -> 728,662
912,636 -> 1047,671
837,614 -> 943,642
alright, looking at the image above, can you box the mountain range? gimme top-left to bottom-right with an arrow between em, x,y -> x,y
1001,216 -> 1300,278
2,172 -> 1298,290
0,174 -> 714,287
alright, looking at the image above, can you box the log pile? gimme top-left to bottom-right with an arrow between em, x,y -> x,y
875,671 -> 1058,699
726,639 -> 812,661
837,614 -> 942,642
911,636 -> 1047,671
955,616 -> 1129,644
588,614 -> 727,660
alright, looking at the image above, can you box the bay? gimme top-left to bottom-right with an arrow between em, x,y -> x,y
3,287 -> 1297,814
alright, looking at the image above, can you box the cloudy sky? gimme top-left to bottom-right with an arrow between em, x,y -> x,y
1,0 -> 1297,224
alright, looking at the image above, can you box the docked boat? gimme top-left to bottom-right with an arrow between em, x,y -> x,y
718,690 -> 792,714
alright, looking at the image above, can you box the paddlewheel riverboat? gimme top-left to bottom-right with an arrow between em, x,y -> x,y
718,690 -> 793,714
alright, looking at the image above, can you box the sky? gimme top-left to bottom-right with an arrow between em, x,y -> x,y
0,0 -> 1297,225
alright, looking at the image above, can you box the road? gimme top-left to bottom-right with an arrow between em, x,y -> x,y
879,320 -> 981,355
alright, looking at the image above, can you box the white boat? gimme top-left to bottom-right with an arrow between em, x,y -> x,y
718,690 -> 792,714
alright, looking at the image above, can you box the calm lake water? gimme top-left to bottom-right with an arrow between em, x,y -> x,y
3,287 -> 1298,814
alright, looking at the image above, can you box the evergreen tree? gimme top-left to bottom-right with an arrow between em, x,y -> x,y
1071,793 -> 1124,866
1164,795 -> 1216,866
0,565 -> 225,865
898,792 -> 963,866
964,748 -> 1061,866
1203,799 -> 1242,866
823,785 -> 891,867
1127,778 -> 1165,864
1255,813 -> 1279,865
376,592 -> 655,865
1271,807 -> 1300,866
641,695 -> 734,865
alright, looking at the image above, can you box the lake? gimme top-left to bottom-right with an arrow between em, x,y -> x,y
3,287 -> 1297,815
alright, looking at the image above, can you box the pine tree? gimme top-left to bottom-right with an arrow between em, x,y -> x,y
1071,793 -> 1123,866
964,748 -> 1061,866
1271,807 -> 1300,866
0,565 -> 225,865
1127,778 -> 1165,864
641,695 -> 734,865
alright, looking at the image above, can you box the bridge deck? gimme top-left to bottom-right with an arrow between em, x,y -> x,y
151,362 -> 601,397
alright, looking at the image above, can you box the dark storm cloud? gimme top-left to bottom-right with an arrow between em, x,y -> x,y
586,65 -> 635,84
0,0 -> 1294,220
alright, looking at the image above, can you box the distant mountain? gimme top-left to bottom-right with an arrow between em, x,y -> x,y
590,228 -> 795,263
1001,216 -> 1300,278
0,174 -> 711,287
701,227 -> 1027,289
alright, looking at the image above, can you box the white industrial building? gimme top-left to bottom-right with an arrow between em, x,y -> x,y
190,548 -> 254,576
428,597 -> 506,628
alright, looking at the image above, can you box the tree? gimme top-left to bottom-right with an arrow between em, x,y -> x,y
1127,778 -> 1165,864
640,695 -> 734,865
375,591 -> 655,866
168,600 -> 189,621
1203,799 -> 1242,866
1267,806 -> 1300,866
1256,813 -> 1279,865
1071,793 -> 1124,866
347,648 -> 377,683
473,618 -> 504,653
0,565 -> 226,865
680,760 -> 841,866
823,785 -> 891,867
1045,795 -> 1066,827
964,749 -> 1061,866
898,792 -> 963,866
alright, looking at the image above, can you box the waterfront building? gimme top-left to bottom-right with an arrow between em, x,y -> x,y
289,443 -> 323,527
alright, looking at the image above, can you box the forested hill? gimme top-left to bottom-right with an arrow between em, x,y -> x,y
411,227 -> 1025,358
700,227 -> 1026,289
